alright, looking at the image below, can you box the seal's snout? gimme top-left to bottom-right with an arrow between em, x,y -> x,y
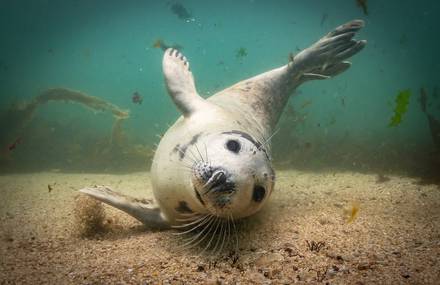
203,170 -> 226,191
192,162 -> 235,197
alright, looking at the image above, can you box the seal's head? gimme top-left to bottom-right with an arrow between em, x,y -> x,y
190,130 -> 275,219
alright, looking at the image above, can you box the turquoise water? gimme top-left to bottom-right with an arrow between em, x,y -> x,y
0,0 -> 438,176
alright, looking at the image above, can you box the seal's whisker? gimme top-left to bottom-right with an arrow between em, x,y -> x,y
169,165 -> 192,174
194,143 -> 205,163
174,212 -> 203,221
263,127 -> 280,146
178,214 -> 214,240
200,216 -> 220,255
177,152 -> 198,168
173,214 -> 211,233
231,214 -> 239,253
212,218 -> 224,256
175,146 -> 196,164
217,214 -> 231,256
172,163 -> 193,171
180,214 -> 216,249
175,215 -> 214,253
176,159 -> 195,170
187,148 -> 200,164
178,211 -> 201,217
216,216 -> 229,256
203,142 -> 209,165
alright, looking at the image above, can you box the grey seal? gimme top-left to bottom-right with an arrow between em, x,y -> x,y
80,20 -> 366,246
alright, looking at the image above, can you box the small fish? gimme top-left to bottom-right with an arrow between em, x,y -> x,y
344,202 -> 360,223
8,137 -> 22,151
48,184 -> 54,193
132,91 -> 143,105
356,0 -> 368,15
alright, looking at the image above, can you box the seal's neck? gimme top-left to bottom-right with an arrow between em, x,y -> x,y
209,64 -> 300,133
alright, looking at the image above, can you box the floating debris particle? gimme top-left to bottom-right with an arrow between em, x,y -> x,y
170,2 -> 194,22
8,137 -> 21,151
344,202 -> 360,223
152,39 -> 183,51
236,47 -> 248,58
376,174 -> 390,184
132,91 -> 143,105
356,0 -> 368,15
48,183 -> 54,193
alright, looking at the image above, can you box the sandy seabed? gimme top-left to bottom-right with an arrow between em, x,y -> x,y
0,169 -> 439,284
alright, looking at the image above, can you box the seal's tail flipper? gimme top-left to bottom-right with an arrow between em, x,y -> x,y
289,19 -> 366,82
79,186 -> 170,229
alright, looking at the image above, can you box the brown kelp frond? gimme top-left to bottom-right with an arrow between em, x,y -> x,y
34,88 -> 129,119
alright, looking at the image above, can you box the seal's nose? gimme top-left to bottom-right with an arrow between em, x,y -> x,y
203,170 -> 226,190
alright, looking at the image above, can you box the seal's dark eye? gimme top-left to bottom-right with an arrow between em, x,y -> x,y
226,139 -> 241,153
252,185 -> 266,202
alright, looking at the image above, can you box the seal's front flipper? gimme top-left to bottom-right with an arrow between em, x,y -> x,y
162,48 -> 208,117
290,19 -> 366,80
79,186 -> 170,229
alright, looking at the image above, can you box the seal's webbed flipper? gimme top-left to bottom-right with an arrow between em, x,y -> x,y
162,48 -> 208,117
290,19 -> 366,81
79,186 -> 170,229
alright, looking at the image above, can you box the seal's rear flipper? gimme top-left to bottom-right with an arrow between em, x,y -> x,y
290,19 -> 366,81
298,61 -> 352,84
79,186 -> 170,229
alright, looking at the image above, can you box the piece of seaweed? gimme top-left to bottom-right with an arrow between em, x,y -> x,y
0,88 -> 129,150
389,89 -> 412,127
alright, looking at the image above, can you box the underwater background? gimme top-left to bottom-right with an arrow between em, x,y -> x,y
0,0 -> 439,178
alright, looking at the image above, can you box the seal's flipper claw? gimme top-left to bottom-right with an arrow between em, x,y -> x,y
324,19 -> 364,38
289,19 -> 366,78
299,61 -> 352,83
79,186 -> 170,229
163,48 -> 207,117
335,40 -> 366,61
